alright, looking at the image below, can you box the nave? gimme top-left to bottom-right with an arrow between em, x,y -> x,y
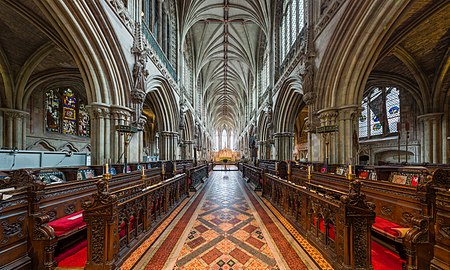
125,168 -> 320,270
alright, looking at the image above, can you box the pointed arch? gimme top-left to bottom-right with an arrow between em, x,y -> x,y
273,77 -> 304,133
146,75 -> 179,132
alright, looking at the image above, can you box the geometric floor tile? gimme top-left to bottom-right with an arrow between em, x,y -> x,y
132,170 -> 320,270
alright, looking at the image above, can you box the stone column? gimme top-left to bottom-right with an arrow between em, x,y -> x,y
258,141 -> 265,160
109,106 -> 132,163
317,109 -> 338,164
418,113 -> 443,163
158,0 -> 163,44
159,131 -> 178,160
89,104 -> 107,165
0,109 -> 29,150
336,106 -> 360,164
302,92 -> 316,162
185,141 -> 194,160
274,132 -> 294,161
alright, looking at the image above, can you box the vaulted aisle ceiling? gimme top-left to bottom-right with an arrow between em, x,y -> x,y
178,0 -> 271,131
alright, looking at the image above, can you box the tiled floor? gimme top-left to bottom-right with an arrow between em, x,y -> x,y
132,170 -> 319,270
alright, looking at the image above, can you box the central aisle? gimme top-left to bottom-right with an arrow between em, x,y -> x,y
133,170 -> 318,270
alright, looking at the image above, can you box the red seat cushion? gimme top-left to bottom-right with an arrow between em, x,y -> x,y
56,240 -> 87,267
48,211 -> 86,237
372,217 -> 403,238
372,240 -> 404,269
328,223 -> 335,240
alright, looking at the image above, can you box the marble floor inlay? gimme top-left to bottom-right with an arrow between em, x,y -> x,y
134,170 -> 317,270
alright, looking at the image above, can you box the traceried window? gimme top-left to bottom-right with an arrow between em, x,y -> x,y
359,87 -> 400,139
279,0 -> 305,63
45,88 -> 90,137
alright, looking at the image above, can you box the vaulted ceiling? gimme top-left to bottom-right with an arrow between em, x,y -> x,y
178,0 -> 271,131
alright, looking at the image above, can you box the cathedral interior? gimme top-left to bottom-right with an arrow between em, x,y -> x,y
0,0 -> 449,269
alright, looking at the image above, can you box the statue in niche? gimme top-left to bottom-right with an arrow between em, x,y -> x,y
132,57 -> 148,93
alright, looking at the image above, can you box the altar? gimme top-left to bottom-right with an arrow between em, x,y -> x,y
212,148 -> 239,162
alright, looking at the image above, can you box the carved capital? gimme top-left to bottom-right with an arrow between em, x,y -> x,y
88,104 -> 110,120
0,109 -> 29,120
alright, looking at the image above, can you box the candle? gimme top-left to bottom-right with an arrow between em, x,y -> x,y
308,165 -> 311,176
142,165 -> 145,176
105,160 -> 109,175
349,164 -> 352,175
162,163 -> 165,174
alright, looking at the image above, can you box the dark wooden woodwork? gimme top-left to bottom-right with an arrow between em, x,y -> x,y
262,173 -> 376,269
241,163 -> 263,191
290,164 -> 449,269
431,171 -> 450,270
83,173 -> 189,269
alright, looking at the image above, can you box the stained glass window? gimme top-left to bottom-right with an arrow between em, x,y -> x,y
62,89 -> 77,135
78,102 -> 90,137
280,0 -> 305,63
44,88 -> 90,137
359,86 -> 401,139
359,98 -> 368,138
45,89 -> 61,133
385,87 -> 400,133
369,88 -> 383,136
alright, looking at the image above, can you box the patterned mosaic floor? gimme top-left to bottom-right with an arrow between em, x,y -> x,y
132,171 -> 319,270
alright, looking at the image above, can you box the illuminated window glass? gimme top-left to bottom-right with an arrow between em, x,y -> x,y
292,0 -> 298,40
44,88 -> 90,137
45,89 -> 61,133
78,101 -> 90,137
62,89 -> 77,135
359,86 -> 401,139
385,87 -> 400,133
359,98 -> 368,138
369,88 -> 383,136
280,0 -> 305,63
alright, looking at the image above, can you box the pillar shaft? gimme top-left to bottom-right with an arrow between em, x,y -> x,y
274,132 -> 294,161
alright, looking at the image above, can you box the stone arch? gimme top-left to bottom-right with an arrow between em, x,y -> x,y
315,1 -> 411,110
146,75 -> 179,132
273,77 -> 304,133
34,0 -> 132,107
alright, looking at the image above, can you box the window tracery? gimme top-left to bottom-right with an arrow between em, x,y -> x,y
359,87 -> 400,139
45,88 -> 90,137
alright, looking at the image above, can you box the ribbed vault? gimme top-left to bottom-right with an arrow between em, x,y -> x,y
179,0 -> 270,133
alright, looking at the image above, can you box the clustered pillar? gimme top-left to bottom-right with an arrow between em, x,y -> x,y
88,104 -> 132,165
159,131 -> 178,160
418,113 -> 444,164
0,109 -> 29,150
274,132 -> 294,161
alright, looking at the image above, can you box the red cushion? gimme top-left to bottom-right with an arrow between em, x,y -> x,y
372,217 -> 402,238
372,240 -> 404,269
319,218 -> 325,233
57,246 -> 87,267
119,215 -> 135,238
328,223 -> 335,240
48,211 -> 86,237
55,239 -> 87,263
